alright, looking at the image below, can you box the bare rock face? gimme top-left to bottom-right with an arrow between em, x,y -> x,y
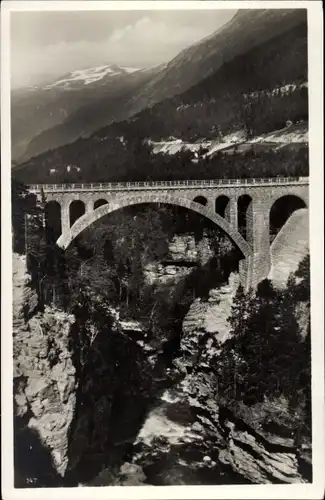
217,411 -> 308,484
144,235 -> 214,285
144,262 -> 193,285
178,270 -> 310,485
14,308 -> 77,477
168,235 -> 198,262
168,235 -> 213,265
12,253 -> 38,329
13,254 -> 77,478
181,272 -> 240,364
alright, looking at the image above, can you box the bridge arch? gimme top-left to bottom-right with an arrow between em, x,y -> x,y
57,193 -> 253,259
69,200 -> 86,227
269,194 -> 307,242
237,194 -> 253,243
94,199 -> 109,210
193,195 -> 208,206
45,200 -> 62,241
215,195 -> 230,220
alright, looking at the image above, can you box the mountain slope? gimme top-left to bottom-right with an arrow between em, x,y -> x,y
44,64 -> 141,90
14,8 -> 307,164
13,8 -> 308,184
16,66 -> 163,162
112,19 -> 307,143
11,65 -> 161,163
124,8 -> 307,116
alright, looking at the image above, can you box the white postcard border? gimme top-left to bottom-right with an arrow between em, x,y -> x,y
1,2 -> 324,499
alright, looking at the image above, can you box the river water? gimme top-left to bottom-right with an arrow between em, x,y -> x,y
82,330 -> 250,487
126,387 -> 250,485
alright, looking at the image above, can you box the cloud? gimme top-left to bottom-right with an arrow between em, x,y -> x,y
11,12 -> 235,88
107,15 -> 211,49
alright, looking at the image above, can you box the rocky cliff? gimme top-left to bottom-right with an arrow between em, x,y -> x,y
217,401 -> 311,484
168,239 -> 311,485
182,272 -> 240,347
12,215 -> 310,486
119,368 -> 310,485
143,235 -> 213,286
13,253 -> 77,484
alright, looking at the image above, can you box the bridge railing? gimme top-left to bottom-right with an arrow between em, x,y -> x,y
28,176 -> 309,192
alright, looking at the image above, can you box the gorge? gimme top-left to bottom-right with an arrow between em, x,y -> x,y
12,187 -> 311,487
7,4 -> 316,491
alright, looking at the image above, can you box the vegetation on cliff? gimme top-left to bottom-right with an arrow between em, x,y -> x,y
12,180 -> 311,485
12,177 -> 239,337
215,255 -> 311,437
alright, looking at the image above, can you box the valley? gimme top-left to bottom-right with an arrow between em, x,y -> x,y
12,8 -> 307,169
10,6 -> 312,490
12,189 -> 311,487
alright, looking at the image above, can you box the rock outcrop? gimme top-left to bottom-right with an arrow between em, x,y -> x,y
217,406 -> 310,484
144,262 -> 193,285
168,235 -> 214,265
181,272 -> 240,357
13,253 -> 77,480
144,235 -> 214,285
127,363 -> 309,485
172,265 -> 311,486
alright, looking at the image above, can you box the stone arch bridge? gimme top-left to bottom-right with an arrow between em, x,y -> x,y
28,177 -> 309,289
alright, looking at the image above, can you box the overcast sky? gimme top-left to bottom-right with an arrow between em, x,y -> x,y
11,10 -> 235,88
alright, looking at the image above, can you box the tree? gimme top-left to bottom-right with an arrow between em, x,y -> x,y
228,284 -> 251,338
216,276 -> 309,408
11,179 -> 42,255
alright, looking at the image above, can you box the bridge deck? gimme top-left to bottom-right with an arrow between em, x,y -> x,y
28,176 -> 309,193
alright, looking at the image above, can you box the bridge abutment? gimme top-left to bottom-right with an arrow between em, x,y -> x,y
249,200 -> 272,288
85,199 -> 94,214
61,202 -> 70,235
225,197 -> 238,231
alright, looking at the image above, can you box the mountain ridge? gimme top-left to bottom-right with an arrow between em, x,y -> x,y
13,8 -> 308,185
11,64 -> 162,162
13,8 -> 307,164
123,8 -> 307,117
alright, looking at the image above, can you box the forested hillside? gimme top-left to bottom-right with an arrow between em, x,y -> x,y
107,20 -> 308,142
218,261 -> 310,410
13,10 -> 308,184
13,134 -> 308,185
125,9 -> 307,116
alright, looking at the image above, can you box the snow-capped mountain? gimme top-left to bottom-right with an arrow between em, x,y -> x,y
13,9 -> 307,168
44,64 -> 141,90
11,64 -> 161,161
14,8 -> 308,185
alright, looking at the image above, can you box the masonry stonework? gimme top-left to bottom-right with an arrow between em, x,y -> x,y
29,178 -> 309,290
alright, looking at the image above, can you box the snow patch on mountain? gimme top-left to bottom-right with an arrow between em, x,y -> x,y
123,67 -> 141,74
45,65 -> 141,89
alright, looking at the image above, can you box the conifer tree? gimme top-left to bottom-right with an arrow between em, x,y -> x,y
228,283 -> 249,338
